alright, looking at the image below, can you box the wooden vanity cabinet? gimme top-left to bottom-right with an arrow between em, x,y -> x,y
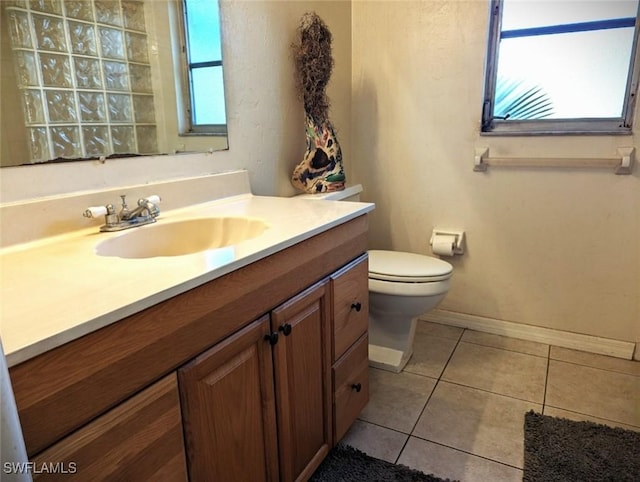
8,216 -> 369,481
178,281 -> 332,482
177,256 -> 369,480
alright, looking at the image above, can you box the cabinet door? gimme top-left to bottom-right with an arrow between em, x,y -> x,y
32,374 -> 187,481
178,315 -> 279,482
271,280 -> 333,482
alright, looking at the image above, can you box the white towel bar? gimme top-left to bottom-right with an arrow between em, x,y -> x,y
473,147 -> 635,175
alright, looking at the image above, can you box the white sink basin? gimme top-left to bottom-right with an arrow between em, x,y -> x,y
95,216 -> 269,258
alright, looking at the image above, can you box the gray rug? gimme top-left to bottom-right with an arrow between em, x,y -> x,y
311,444 -> 453,482
524,410 -> 640,481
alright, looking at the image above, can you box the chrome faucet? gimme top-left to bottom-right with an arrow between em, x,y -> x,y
84,194 -> 161,232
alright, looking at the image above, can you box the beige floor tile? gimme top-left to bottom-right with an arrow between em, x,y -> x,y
354,330 -> 639,480
442,342 -> 548,403
340,420 -> 408,463
543,406 -> 640,432
413,381 -> 541,468
550,346 -> 640,377
462,330 -> 549,357
546,360 -> 640,427
359,368 -> 436,434
415,319 -> 464,340
398,436 -> 523,482
403,332 -> 459,379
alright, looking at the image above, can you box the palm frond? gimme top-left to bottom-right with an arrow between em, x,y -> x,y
494,78 -> 554,120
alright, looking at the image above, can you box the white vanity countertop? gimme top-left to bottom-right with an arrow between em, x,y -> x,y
0,194 -> 374,367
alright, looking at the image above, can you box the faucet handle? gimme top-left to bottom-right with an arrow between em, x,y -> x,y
119,195 -> 131,219
135,195 -> 161,218
83,206 -> 108,218
84,204 -> 118,227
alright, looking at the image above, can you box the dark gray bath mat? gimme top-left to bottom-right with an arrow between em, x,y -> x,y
310,444 -> 453,482
524,410 -> 640,481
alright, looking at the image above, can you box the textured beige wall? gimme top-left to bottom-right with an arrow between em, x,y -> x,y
221,0 -> 353,196
351,0 -> 640,344
0,0 -> 352,199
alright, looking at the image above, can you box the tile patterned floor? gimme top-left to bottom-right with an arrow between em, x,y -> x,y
341,320 -> 640,482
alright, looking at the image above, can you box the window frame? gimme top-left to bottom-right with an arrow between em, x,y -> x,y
481,0 -> 640,136
175,0 -> 227,136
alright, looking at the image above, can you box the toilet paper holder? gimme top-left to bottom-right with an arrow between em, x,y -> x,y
430,229 -> 465,255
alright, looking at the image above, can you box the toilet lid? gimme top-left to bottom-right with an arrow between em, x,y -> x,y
368,250 -> 453,282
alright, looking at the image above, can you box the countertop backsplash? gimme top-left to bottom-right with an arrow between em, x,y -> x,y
0,170 -> 252,249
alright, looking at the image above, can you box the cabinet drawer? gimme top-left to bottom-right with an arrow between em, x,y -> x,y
32,374 -> 187,481
331,255 -> 369,361
333,334 -> 369,443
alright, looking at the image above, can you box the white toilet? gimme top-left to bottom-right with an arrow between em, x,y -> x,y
295,185 -> 453,373
367,250 -> 452,372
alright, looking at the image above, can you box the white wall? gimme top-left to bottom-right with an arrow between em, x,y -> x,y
0,0 -> 352,201
351,0 -> 639,346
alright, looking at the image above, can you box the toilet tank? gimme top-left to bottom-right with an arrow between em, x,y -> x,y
294,184 -> 363,202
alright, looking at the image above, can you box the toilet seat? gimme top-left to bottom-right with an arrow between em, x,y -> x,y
368,250 -> 453,283
369,276 -> 450,296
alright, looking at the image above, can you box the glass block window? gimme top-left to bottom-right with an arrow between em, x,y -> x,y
4,0 -> 158,163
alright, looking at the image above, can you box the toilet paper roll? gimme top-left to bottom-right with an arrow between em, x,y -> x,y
431,234 -> 457,256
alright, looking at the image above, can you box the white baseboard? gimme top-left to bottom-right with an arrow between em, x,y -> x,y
422,309 -> 636,360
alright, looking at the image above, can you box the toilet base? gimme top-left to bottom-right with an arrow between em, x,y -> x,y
368,343 -> 414,373
368,311 -> 418,373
